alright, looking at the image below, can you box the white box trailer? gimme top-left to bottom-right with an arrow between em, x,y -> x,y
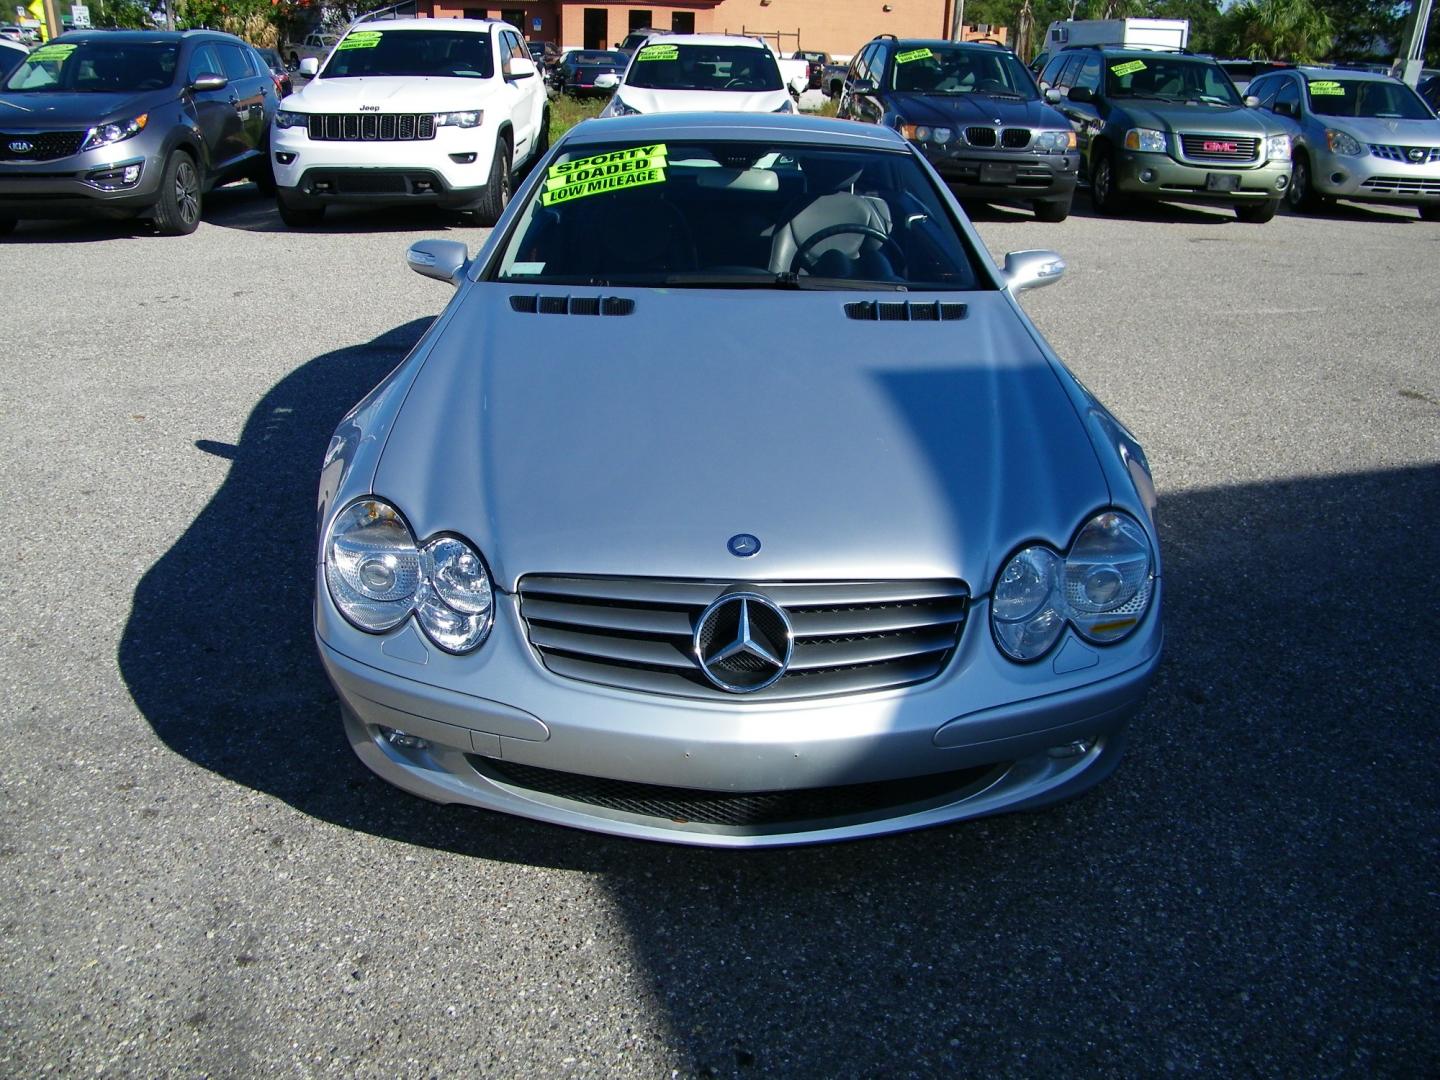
1044,18 -> 1190,52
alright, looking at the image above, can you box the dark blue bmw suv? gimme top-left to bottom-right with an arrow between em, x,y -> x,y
838,36 -> 1080,221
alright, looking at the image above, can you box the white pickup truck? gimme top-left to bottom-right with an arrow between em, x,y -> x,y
271,18 -> 548,227
282,31 -> 342,72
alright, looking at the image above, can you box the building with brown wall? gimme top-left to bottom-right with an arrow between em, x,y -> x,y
417,0 -> 1003,61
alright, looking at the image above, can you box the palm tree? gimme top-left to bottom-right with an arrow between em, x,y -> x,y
1221,0 -> 1335,63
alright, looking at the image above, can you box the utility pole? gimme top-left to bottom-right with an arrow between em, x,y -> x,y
949,0 -> 966,41
1394,0 -> 1433,87
40,0 -> 61,39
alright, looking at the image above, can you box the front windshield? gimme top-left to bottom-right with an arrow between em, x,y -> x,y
624,43 -> 782,92
491,139 -> 984,290
3,39 -> 178,92
320,30 -> 493,79
889,45 -> 1037,100
1105,56 -> 1242,106
1305,78 -> 1432,119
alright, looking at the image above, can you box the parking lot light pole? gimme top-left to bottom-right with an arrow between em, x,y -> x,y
1395,0 -> 1433,88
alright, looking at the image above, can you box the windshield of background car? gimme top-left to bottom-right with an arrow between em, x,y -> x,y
624,44 -> 783,92
889,45 -> 1037,100
320,30 -> 494,79
1304,77 -> 1432,119
1104,56 -> 1242,106
490,139 -> 986,290
2,39 -> 178,92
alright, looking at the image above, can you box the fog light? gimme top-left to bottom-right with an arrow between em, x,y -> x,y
449,152 -> 476,164
1331,172 -> 1345,185
85,162 -> 143,191
123,164 -> 140,184
1275,175 -> 1289,190
275,151 -> 297,165
382,727 -> 430,751
1139,168 -> 1156,183
1047,740 -> 1092,759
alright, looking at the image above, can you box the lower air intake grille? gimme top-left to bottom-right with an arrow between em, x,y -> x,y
509,294 -> 635,316
473,758 -> 998,828
845,300 -> 967,321
1359,175 -> 1440,195
518,576 -> 969,700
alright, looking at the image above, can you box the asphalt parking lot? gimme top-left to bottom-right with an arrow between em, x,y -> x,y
1,186 -> 1437,1076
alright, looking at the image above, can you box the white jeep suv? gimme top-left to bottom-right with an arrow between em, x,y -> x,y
271,18 -> 547,227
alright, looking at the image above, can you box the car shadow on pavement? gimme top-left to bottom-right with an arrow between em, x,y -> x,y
204,182 -> 482,235
118,320 -> 1440,1073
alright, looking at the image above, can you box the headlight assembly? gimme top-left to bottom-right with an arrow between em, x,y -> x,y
275,110 -> 308,130
1124,127 -> 1167,153
1266,133 -> 1291,161
81,114 -> 148,151
604,97 -> 641,117
991,511 -> 1155,661
1033,129 -> 1076,152
437,110 -> 483,128
1325,128 -> 1363,156
324,499 -> 495,653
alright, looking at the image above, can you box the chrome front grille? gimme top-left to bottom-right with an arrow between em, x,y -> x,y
1360,175 -> 1440,195
1369,143 -> 1440,164
517,576 -> 969,701
306,113 -> 436,141
1179,134 -> 1259,162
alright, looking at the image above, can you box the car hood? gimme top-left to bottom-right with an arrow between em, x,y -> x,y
1322,115 -> 1440,145
372,288 -> 1108,592
289,75 -> 496,112
1120,100 -> 1276,135
0,89 -> 172,127
616,86 -> 790,114
884,92 -> 1063,130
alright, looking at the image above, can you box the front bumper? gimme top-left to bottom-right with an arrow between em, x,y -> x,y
0,151 -> 163,218
924,146 -> 1079,202
1307,144 -> 1440,204
1114,149 -> 1290,202
271,122 -> 497,207
315,577 -> 1163,847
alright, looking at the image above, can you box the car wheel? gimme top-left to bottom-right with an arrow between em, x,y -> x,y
473,137 -> 512,227
534,108 -> 550,161
1089,147 -> 1127,214
152,150 -> 202,236
289,52 -> 299,70
0,217 -> 15,236
1418,203 -> 1440,222
277,196 -> 325,227
1286,152 -> 1321,213
1033,195 -> 1071,223
251,160 -> 277,195
1235,198 -> 1279,223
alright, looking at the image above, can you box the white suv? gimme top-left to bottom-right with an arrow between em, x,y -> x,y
599,34 -> 797,117
270,18 -> 547,227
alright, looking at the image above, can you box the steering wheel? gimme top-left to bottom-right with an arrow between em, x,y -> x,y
789,222 -> 906,277
723,77 -> 751,89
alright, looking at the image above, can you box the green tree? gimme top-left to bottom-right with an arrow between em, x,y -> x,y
1215,0 -> 1335,61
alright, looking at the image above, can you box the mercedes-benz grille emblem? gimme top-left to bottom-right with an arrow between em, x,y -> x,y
692,592 -> 793,694
727,533 -> 761,557
8,140 -> 33,154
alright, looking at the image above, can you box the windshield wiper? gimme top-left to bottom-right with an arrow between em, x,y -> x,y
658,271 -> 907,292
974,90 -> 1027,100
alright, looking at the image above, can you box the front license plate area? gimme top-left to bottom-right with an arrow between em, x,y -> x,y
1205,172 -> 1240,192
980,162 -> 1017,184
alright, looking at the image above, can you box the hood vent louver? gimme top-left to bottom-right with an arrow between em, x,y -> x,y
845,300 -> 967,322
510,294 -> 635,317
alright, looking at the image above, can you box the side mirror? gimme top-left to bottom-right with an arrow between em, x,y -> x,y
407,239 -> 470,286
850,79 -> 875,95
507,56 -> 537,79
1274,100 -> 1296,118
1244,94 -> 1260,108
190,72 -> 228,92
1044,86 -> 1060,103
1066,85 -> 1094,104
1001,249 -> 1066,294
299,57 -> 319,77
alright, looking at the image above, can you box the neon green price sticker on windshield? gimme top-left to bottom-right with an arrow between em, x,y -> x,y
541,143 -> 668,207
895,48 -> 933,64
636,44 -> 678,61
27,43 -> 77,62
1309,80 -> 1344,95
338,31 -> 383,50
1110,60 -> 1146,78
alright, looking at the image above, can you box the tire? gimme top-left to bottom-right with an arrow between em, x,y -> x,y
276,197 -> 325,227
533,108 -> 550,162
288,52 -> 299,70
1033,195 -> 1072,223
1089,147 -> 1128,215
1235,198 -> 1279,223
473,137 -> 512,227
152,150 -> 202,235
1286,152 -> 1321,213
1419,203 -> 1440,222
251,159 -> 276,195
0,217 -> 15,236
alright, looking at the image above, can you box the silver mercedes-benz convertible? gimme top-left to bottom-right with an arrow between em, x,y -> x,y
314,113 -> 1163,847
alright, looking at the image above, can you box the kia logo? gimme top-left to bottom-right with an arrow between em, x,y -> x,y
8,139 -> 32,153
1203,140 -> 1238,153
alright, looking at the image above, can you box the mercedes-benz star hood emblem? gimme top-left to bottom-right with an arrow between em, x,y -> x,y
693,592 -> 794,693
